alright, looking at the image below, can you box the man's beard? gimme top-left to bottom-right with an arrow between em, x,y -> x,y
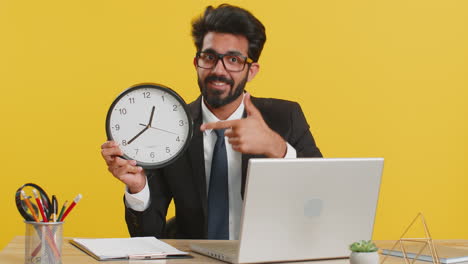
198,73 -> 248,109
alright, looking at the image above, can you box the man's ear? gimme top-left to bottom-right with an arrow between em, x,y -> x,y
247,63 -> 260,82
193,57 -> 197,68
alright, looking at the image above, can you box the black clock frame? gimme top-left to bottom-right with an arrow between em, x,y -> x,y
105,83 -> 193,169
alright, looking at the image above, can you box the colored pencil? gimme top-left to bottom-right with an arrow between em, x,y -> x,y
59,194 -> 82,222
32,189 -> 48,222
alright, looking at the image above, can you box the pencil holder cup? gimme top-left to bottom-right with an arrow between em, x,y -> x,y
25,221 -> 63,264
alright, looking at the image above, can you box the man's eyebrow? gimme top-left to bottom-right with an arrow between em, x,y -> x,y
201,49 -> 245,57
201,48 -> 217,53
225,51 -> 244,56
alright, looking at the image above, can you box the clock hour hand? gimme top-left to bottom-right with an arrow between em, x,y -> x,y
127,125 -> 149,145
138,123 -> 178,135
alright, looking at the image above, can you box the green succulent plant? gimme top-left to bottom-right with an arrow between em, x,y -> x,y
349,240 -> 378,252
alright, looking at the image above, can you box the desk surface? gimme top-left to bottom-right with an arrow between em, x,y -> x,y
1,236 -> 468,264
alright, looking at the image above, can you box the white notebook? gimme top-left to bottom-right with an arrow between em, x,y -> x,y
70,237 -> 190,260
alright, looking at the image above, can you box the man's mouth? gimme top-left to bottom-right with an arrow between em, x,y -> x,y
209,81 -> 230,89
205,75 -> 234,91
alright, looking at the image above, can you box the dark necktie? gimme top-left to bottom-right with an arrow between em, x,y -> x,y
207,129 -> 229,239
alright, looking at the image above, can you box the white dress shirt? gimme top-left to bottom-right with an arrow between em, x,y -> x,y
124,94 -> 297,239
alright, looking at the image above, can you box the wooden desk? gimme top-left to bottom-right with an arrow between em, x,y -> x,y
1,237 -> 467,264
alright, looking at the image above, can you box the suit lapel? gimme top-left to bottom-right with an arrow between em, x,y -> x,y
241,153 -> 253,198
187,97 -> 208,222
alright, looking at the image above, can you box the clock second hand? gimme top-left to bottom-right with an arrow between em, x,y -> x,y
138,123 -> 179,135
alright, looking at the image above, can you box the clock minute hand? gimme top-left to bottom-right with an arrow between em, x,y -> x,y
138,123 -> 179,135
148,106 -> 155,126
127,125 -> 149,145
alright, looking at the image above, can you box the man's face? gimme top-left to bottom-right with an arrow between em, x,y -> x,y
196,32 -> 259,109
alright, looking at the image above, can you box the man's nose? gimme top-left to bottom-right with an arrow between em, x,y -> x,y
211,58 -> 228,74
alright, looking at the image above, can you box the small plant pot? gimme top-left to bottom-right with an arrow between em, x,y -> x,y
350,251 -> 379,264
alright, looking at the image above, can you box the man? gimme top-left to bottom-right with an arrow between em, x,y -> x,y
101,4 -> 322,240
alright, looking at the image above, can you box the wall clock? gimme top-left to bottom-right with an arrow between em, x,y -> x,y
106,83 -> 193,169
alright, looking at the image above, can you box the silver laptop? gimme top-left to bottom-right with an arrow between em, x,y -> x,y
190,158 -> 384,263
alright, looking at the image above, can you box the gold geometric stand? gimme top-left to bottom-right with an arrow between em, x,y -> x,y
381,213 -> 440,264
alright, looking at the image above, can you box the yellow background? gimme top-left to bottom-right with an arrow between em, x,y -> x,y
1,0 -> 467,249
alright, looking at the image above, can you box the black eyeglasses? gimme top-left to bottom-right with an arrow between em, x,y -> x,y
195,51 -> 253,72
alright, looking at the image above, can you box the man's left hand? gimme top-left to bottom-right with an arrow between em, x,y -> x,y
200,93 -> 287,158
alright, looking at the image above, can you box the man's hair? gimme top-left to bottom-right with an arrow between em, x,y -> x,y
191,4 -> 266,62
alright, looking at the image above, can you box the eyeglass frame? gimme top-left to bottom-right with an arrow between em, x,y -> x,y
195,51 -> 254,72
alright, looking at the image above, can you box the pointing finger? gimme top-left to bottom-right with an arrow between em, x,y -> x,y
200,120 -> 239,131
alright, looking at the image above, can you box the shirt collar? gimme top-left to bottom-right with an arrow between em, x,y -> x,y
201,94 -> 246,135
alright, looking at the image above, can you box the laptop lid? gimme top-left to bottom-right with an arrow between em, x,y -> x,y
237,158 -> 384,263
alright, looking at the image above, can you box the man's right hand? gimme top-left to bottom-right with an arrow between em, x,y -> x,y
101,141 -> 146,194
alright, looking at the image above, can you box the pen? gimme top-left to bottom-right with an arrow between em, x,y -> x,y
20,190 -> 39,222
59,194 -> 82,222
32,189 -> 48,222
57,200 -> 68,222
51,195 -> 58,222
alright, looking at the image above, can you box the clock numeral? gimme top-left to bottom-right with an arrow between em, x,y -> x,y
114,124 -> 120,131
129,97 -> 135,104
179,120 -> 184,126
161,95 -> 165,102
135,149 -> 139,155
166,147 -> 170,153
173,105 -> 177,111
150,152 -> 155,158
118,108 -> 127,115
176,136 -> 180,142
143,91 -> 151,98
122,140 -> 127,146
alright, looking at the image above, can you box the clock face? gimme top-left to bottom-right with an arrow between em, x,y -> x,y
106,84 -> 193,169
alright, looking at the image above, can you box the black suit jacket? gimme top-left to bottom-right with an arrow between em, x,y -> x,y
125,95 -> 322,239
